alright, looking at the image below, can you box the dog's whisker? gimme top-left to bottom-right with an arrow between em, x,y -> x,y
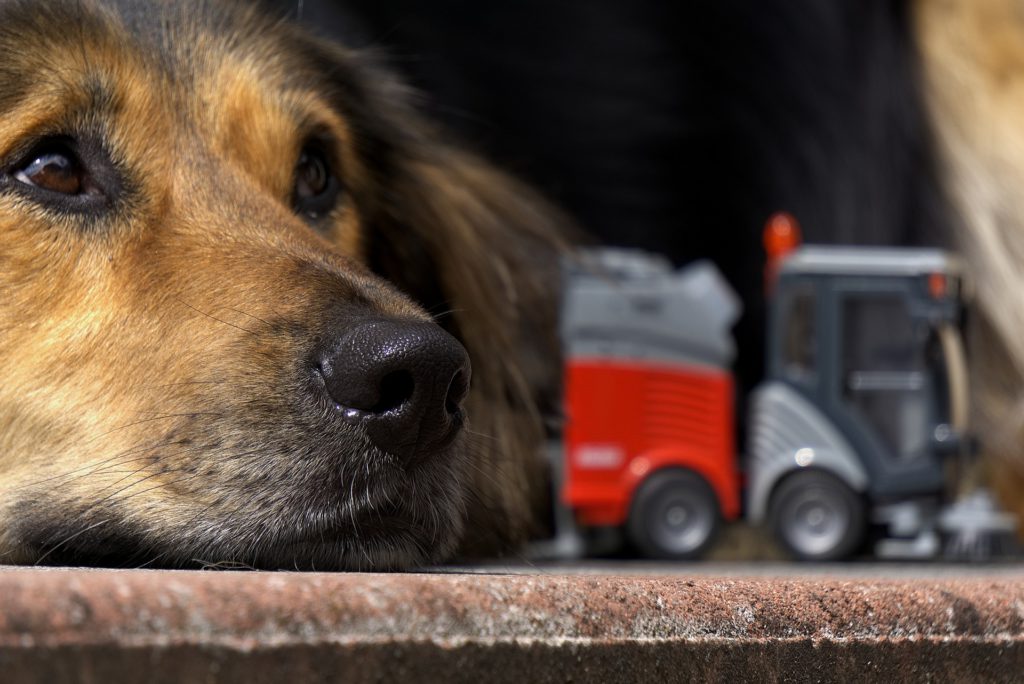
132,497 -> 224,569
426,305 -> 465,321
149,380 -> 222,389
33,518 -> 111,567
30,470 -> 156,552
8,438 -> 179,492
224,306 -> 273,329
112,472 -> 208,505
174,297 -> 259,336
462,427 -> 500,444
80,411 -> 223,447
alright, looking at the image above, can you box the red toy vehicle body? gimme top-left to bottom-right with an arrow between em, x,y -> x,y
563,360 -> 740,528
554,252 -> 743,558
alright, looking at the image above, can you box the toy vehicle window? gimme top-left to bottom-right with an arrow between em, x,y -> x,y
841,295 -> 931,461
842,295 -> 924,373
782,289 -> 816,378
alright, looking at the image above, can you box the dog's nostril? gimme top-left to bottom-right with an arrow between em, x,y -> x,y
373,370 -> 415,413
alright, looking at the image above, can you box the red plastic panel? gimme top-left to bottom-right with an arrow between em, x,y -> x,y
562,358 -> 740,526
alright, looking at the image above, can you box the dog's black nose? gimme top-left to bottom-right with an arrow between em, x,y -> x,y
317,319 -> 470,459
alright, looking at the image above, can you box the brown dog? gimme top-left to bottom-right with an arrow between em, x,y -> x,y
0,0 -> 565,569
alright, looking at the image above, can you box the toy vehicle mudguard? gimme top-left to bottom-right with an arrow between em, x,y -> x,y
746,381 -> 869,524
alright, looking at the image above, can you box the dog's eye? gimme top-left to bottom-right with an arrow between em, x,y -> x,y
14,145 -> 92,196
292,145 -> 342,221
296,150 -> 329,197
3,137 -> 115,214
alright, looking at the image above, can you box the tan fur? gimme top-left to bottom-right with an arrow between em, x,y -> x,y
916,0 -> 1024,520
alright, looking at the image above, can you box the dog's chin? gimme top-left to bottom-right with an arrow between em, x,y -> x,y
187,525 -> 463,572
271,525 -> 462,572
221,493 -> 469,571
13,495 -> 466,571
11,437 -> 469,571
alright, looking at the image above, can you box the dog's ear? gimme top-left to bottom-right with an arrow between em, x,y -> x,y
369,139 -> 572,554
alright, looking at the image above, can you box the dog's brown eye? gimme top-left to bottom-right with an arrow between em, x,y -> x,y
292,145 -> 342,221
15,149 -> 87,195
296,150 -> 328,197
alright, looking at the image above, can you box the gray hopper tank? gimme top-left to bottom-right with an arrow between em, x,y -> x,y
561,249 -> 741,369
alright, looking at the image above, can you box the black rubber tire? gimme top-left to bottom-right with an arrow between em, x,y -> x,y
627,469 -> 721,560
768,469 -> 866,562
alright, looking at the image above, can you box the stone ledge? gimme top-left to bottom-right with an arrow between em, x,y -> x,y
1,568 -> 1023,682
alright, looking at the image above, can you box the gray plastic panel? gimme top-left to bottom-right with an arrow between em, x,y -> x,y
747,381 -> 869,523
562,250 -> 741,368
781,247 -> 962,278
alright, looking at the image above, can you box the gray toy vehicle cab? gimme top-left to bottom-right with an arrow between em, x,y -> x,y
746,247 -> 999,560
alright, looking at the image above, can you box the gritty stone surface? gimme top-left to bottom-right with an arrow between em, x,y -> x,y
1,567 -> 1023,682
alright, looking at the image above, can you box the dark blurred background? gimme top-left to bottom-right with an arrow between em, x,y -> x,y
268,0 -> 951,401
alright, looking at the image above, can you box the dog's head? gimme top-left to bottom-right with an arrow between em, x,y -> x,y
0,0 -> 564,569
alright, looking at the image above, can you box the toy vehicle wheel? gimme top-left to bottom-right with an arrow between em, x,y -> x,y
627,469 -> 721,560
769,469 -> 866,561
